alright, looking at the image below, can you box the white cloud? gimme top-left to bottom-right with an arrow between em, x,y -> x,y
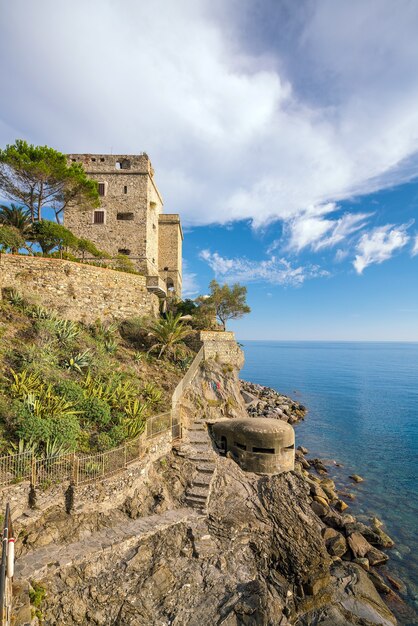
0,0 -> 417,237
199,249 -> 328,286
412,235 -> 418,257
353,223 -> 411,274
181,261 -> 200,297
284,205 -> 371,252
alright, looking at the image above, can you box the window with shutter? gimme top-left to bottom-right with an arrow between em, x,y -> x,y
98,182 -> 106,196
93,211 -> 105,224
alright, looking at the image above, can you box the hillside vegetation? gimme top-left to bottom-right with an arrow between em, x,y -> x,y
0,293 -> 193,457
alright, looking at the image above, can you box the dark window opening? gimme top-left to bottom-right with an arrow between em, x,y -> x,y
284,444 -> 295,450
234,442 -> 246,451
152,223 -> 156,229
98,182 -> 106,196
91,158 -> 96,162
71,158 -> 76,162
252,447 -> 275,454
93,210 -> 105,224
123,185 -> 128,194
100,157 -> 105,162
219,436 -> 227,453
118,249 -> 130,255
117,212 -> 134,221
163,266 -> 169,271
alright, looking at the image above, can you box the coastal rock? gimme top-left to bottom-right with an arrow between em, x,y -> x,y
349,474 -> 364,483
334,499 -> 349,513
240,380 -> 307,424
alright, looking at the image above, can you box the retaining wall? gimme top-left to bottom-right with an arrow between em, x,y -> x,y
0,254 -> 159,323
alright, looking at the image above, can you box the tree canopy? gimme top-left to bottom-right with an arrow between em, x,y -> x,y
0,140 -> 99,222
202,280 -> 251,330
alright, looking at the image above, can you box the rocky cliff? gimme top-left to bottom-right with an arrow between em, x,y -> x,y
12,355 -> 399,626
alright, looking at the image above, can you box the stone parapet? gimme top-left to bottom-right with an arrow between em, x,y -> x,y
0,254 -> 159,323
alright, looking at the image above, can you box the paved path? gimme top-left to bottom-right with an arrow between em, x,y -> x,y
15,507 -> 196,580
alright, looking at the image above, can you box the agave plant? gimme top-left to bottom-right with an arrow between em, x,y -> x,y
52,319 -> 80,343
24,388 -> 80,420
10,369 -> 44,399
104,339 -> 118,354
133,351 -> 144,363
123,400 -> 149,439
64,350 -> 91,373
142,382 -> 162,406
90,320 -> 119,341
147,313 -> 191,359
28,305 -> 55,320
44,437 -> 73,458
5,289 -> 25,309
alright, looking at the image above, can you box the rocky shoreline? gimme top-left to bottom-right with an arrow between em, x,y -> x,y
240,379 -> 307,424
241,378 -> 416,625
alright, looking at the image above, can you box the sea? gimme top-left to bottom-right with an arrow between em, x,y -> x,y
240,340 -> 418,624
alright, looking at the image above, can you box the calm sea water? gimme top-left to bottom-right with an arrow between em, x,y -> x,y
240,341 -> 418,621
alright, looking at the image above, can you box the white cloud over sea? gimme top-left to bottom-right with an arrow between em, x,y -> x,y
200,249 -> 329,287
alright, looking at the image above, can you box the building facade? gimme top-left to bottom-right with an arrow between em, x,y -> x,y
64,153 -> 183,298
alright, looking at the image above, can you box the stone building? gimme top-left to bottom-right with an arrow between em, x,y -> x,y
64,153 -> 183,298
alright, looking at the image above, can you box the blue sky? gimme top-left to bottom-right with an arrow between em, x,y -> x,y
0,0 -> 417,340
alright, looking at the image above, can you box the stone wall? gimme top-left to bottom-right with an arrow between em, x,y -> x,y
0,255 -> 159,323
0,431 -> 172,521
200,330 -> 244,368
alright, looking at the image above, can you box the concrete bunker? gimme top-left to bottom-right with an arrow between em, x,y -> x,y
210,417 -> 295,474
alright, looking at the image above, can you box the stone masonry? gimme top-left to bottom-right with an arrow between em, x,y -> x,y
0,255 -> 159,323
64,153 -> 183,297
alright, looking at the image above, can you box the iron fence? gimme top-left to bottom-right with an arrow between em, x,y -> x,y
0,412 -> 172,490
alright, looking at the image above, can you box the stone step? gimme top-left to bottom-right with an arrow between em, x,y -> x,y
187,486 -> 209,499
189,423 -> 206,431
194,475 -> 212,487
185,496 -> 206,510
196,464 -> 215,473
187,432 -> 209,442
187,450 -> 214,463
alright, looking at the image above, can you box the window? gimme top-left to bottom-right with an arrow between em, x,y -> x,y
123,185 -> 128,194
93,211 -> 105,224
91,158 -> 96,162
98,182 -> 107,197
116,159 -> 131,170
234,442 -> 246,451
118,248 -> 130,255
252,447 -> 275,454
100,157 -> 105,162
117,212 -> 134,221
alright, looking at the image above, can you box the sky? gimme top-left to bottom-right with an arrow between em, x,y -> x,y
0,0 -> 417,340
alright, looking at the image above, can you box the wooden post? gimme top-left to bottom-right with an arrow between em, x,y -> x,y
30,456 -> 36,487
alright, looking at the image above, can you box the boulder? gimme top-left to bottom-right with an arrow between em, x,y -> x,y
349,474 -> 364,483
325,532 -> 347,558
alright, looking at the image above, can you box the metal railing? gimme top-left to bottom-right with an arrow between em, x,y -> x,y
0,412 -> 172,490
0,343 -> 206,492
0,503 -> 13,626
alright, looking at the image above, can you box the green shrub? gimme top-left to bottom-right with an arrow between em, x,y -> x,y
49,414 -> 80,450
54,380 -> 85,404
14,405 -> 53,443
80,396 -> 112,426
96,432 -> 113,451
108,424 -> 127,446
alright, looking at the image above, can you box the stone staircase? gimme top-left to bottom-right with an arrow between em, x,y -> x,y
174,420 -> 217,513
